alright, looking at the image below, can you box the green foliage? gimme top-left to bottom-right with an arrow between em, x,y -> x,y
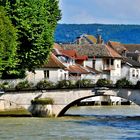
0,0 -> 61,72
115,78 -> 132,88
15,80 -> 33,90
56,80 -> 73,88
0,82 -> 10,90
0,6 -> 18,77
31,98 -> 54,105
96,78 -> 112,87
36,80 -> 54,89
75,79 -> 93,88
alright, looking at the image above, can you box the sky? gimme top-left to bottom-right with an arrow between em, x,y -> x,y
59,0 -> 140,25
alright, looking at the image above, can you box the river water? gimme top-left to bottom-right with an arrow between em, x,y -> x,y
0,105 -> 140,140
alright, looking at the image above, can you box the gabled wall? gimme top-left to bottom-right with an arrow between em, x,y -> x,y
26,69 -> 69,84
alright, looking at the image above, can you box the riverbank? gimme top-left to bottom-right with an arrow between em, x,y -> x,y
0,108 -> 32,117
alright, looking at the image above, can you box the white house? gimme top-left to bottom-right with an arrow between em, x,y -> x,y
26,53 -> 69,83
121,57 -> 140,84
62,43 -> 122,84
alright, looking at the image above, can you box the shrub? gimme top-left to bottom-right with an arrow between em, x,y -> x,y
96,78 -> 112,87
0,82 -> 10,90
36,80 -> 54,89
75,79 -> 93,88
15,80 -> 33,90
115,78 -> 132,88
56,80 -> 73,88
31,98 -> 54,105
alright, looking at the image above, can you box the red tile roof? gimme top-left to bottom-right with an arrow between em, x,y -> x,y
66,64 -> 89,74
43,53 -> 66,69
61,50 -> 77,58
105,45 -> 122,58
76,55 -> 88,60
108,41 -> 127,54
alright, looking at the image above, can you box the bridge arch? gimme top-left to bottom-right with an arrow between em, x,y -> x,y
53,88 -> 140,117
58,95 -> 98,117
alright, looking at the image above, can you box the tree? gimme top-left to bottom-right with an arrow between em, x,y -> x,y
0,0 -> 61,72
0,6 -> 18,78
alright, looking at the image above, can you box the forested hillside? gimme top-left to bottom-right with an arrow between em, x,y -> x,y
55,24 -> 140,44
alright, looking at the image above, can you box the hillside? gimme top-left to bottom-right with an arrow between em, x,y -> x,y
54,24 -> 140,44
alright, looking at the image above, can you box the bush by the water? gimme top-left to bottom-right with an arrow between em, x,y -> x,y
31,98 -> 54,105
0,82 -> 10,90
96,78 -> 112,87
15,80 -> 33,90
115,78 -> 132,88
36,80 -> 54,89
56,80 -> 73,88
75,79 -> 93,88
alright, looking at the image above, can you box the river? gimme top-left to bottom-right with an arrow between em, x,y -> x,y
0,105 -> 140,140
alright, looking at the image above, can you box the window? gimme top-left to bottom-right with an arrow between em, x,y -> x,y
92,60 -> 95,68
64,73 -> 67,79
44,70 -> 49,78
106,59 -> 109,65
136,70 -> 139,78
111,59 -> 114,65
132,69 -> 135,77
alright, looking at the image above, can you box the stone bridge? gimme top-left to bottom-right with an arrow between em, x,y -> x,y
0,88 -> 140,117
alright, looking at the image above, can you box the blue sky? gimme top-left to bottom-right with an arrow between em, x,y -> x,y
59,0 -> 140,24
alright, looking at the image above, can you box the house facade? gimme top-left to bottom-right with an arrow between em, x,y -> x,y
26,53 -> 69,83
61,43 -> 122,84
121,58 -> 140,84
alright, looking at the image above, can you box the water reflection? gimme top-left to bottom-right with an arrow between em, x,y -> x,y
0,105 -> 140,140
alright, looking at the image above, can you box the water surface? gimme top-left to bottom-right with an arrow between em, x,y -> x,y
0,105 -> 140,140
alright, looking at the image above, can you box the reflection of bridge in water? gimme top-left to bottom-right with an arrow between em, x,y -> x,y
0,88 -> 140,117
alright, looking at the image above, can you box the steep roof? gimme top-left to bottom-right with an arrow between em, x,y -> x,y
108,41 -> 127,54
61,44 -> 122,58
84,35 -> 97,44
43,53 -> 66,69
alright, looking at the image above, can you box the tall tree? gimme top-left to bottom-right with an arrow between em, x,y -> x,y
0,0 -> 61,72
0,6 -> 18,78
